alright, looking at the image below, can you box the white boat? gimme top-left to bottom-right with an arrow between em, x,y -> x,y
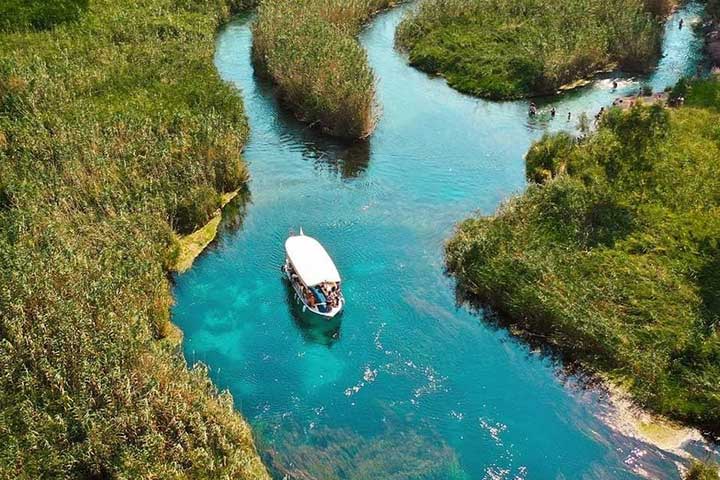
283,230 -> 345,318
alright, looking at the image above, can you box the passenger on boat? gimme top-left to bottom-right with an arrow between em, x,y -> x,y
328,293 -> 338,309
306,290 -> 317,308
322,282 -> 339,309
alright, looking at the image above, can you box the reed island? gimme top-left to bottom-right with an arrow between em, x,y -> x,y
447,78 -> 720,441
252,0 -> 395,139
396,0 -> 676,98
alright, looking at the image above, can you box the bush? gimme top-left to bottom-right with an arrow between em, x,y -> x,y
525,131 -> 575,182
396,0 -> 665,99
684,77 -> 720,112
447,82 -> 720,435
212,138 -> 250,192
671,77 -> 689,101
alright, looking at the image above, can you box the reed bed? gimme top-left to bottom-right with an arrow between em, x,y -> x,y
446,79 -> 720,436
396,0 -> 670,99
253,0 -> 395,139
0,0 -> 269,477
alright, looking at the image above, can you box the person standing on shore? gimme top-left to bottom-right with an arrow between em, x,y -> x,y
594,107 -> 605,124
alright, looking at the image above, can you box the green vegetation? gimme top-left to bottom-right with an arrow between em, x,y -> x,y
396,0 -> 670,99
252,0 -> 394,139
0,0 -> 89,31
446,79 -> 720,435
686,461 -> 720,480
0,0 -> 269,478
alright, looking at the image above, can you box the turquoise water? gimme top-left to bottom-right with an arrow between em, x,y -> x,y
173,4 -> 715,479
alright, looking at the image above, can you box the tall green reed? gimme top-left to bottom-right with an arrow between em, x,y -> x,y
253,0 -> 395,139
0,0 -> 270,477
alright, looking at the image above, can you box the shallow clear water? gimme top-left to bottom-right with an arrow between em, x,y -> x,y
173,4 -> 714,478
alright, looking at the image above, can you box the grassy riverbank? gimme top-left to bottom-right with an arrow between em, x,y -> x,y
396,0 -> 670,99
252,0 -> 394,139
446,79 -> 720,436
0,0 -> 269,478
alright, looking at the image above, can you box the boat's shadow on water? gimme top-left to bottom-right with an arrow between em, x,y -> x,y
282,279 -> 341,347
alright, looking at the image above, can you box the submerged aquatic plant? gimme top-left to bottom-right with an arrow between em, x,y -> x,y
258,419 -> 460,479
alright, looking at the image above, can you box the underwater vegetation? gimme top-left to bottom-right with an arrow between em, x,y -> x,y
258,420 -> 460,479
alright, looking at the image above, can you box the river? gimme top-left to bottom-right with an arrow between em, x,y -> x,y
172,3 -> 715,478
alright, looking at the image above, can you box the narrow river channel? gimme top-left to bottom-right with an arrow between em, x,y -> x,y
173,3 -> 714,478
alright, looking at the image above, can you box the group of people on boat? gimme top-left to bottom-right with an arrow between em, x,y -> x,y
288,267 -> 313,304
288,265 -> 341,311
320,282 -> 341,309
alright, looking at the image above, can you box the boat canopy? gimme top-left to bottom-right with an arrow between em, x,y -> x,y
285,234 -> 341,287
